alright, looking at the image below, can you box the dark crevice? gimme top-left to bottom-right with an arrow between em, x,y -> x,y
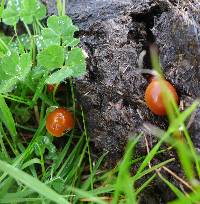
130,5 -> 168,70
74,29 -> 94,38
122,98 -> 130,107
127,26 -> 146,45
88,65 -> 103,82
1,21 -> 29,36
83,42 -> 103,83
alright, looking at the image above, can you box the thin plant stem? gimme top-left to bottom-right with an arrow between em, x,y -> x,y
0,123 -> 17,156
81,107 -> 93,191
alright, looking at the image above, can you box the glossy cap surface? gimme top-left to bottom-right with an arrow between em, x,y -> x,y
46,108 -> 75,137
145,79 -> 179,116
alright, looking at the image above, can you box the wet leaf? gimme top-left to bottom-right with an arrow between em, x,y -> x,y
0,52 -> 31,93
34,136 -> 57,160
37,45 -> 64,69
47,15 -> 78,38
2,7 -> 19,25
19,53 -> 32,80
65,48 -> 86,77
38,15 -> 79,49
36,28 -> 60,49
63,36 -> 80,47
20,0 -> 46,24
45,68 -> 73,84
2,0 -> 22,25
0,52 -> 19,80
10,34 -> 31,52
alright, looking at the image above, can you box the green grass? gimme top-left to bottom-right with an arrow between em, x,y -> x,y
0,0 -> 200,204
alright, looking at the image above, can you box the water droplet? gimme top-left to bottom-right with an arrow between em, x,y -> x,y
15,0 -> 21,11
58,20 -> 65,25
16,65 -> 22,72
43,136 -> 50,144
7,51 -> 11,56
50,146 -> 56,153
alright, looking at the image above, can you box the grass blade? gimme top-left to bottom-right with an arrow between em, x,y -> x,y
0,160 -> 69,204
0,95 -> 17,144
135,173 -> 156,195
134,158 -> 175,181
66,186 -> 107,204
159,173 -> 185,199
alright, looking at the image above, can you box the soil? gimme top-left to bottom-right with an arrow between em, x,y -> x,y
46,0 -> 200,203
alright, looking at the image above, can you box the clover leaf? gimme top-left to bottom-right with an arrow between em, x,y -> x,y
63,36 -> 80,47
36,28 -> 60,50
0,53 -> 20,80
2,0 -> 22,25
0,52 -> 31,93
45,68 -> 73,84
10,34 -> 31,52
0,34 -> 12,57
45,48 -> 86,84
35,15 -> 79,50
47,15 -> 78,38
2,0 -> 46,25
65,48 -> 86,77
19,53 -> 32,79
20,0 -> 46,24
34,136 -> 57,160
2,1 -> 86,90
37,45 -> 65,69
